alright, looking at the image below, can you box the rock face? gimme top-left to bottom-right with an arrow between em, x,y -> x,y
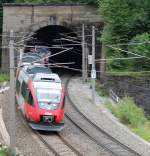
103,76 -> 150,114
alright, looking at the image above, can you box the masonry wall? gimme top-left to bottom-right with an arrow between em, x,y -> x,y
1,4 -> 102,71
103,76 -> 150,114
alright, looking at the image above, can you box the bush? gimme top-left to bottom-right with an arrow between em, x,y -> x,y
107,97 -> 147,127
106,96 -> 150,142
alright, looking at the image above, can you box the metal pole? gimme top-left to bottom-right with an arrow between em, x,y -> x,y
85,42 -> 88,81
19,48 -> 23,61
82,24 -> 85,82
91,26 -> 96,104
9,29 -> 16,155
100,44 -> 106,80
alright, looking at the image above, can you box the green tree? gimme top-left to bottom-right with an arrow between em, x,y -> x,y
99,0 -> 150,71
128,33 -> 150,71
100,0 -> 150,45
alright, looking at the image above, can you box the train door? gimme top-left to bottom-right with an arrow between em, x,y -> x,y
18,80 -> 27,115
25,90 -> 36,121
16,79 -> 21,105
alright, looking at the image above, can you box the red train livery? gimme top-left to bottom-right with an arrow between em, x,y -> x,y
16,66 -> 65,131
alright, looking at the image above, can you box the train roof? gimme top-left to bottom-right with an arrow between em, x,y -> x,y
32,73 -> 62,90
33,81 -> 62,90
18,72 -> 62,90
33,73 -> 61,83
25,65 -> 52,75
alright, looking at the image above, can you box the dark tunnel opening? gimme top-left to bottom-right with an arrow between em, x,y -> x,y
26,25 -> 82,73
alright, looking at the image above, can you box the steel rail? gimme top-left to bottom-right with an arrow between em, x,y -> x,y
57,132 -> 83,156
65,114 -> 117,156
17,110 -> 60,156
65,76 -> 141,156
17,92 -> 82,156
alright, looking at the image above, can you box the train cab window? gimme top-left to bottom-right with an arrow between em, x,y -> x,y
28,92 -> 34,106
16,80 -> 21,93
21,81 -> 27,98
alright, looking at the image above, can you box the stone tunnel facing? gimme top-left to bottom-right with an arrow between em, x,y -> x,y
26,25 -> 82,72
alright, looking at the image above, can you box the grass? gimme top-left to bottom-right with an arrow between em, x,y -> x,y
0,72 -> 9,82
105,97 -> 150,142
132,123 -> 150,142
95,80 -> 108,97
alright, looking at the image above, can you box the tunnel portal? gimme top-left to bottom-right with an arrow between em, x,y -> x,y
26,25 -> 82,72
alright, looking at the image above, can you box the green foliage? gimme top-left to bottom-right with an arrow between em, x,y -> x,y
100,0 -> 150,44
132,123 -> 150,142
106,97 -> 150,142
105,100 -> 116,113
96,80 -> 108,97
107,97 -> 147,127
99,0 -> 150,71
0,72 -> 9,82
0,146 -> 11,156
127,33 -> 150,71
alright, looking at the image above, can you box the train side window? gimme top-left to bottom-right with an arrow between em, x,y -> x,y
28,92 -> 34,106
16,80 -> 21,93
21,81 -> 27,98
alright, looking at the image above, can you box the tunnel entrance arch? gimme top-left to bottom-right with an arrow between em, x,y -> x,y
2,3 -> 103,76
26,25 -> 82,70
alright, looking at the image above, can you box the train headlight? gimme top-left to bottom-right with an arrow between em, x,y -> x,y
39,102 -> 59,110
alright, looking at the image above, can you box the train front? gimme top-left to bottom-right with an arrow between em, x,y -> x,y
28,73 -> 65,131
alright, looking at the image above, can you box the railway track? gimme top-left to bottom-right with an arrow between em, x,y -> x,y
65,75 -> 141,156
18,108 -> 82,156
16,74 -> 141,156
36,131 -> 82,156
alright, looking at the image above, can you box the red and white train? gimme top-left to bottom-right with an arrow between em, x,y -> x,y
16,64 -> 65,131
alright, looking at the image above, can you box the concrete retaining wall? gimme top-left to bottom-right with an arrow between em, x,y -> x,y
103,76 -> 150,114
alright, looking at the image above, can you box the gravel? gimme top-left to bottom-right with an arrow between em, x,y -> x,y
0,95 -> 4,146
1,90 -> 54,156
68,77 -> 150,156
60,117 -> 111,156
1,76 -> 150,156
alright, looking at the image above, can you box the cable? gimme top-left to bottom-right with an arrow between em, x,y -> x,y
52,43 -> 81,46
60,33 -> 78,40
106,45 -> 150,60
54,38 -> 81,44
14,45 -> 69,49
110,41 -> 150,46
58,31 -> 82,35
29,47 -> 73,64
19,62 -> 75,67
95,56 -> 144,62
